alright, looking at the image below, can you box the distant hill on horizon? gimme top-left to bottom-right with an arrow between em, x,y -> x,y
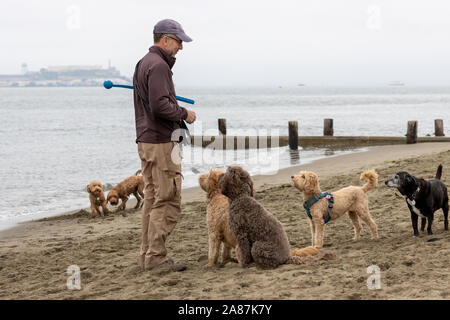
0,64 -> 131,87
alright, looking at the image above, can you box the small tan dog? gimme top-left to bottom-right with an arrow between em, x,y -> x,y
107,170 -> 144,211
291,170 -> 379,248
87,180 -> 109,218
199,169 -> 240,267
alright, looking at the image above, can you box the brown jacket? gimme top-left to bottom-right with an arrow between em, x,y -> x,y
133,46 -> 188,143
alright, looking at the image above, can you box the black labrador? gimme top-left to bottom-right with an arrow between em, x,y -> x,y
385,164 -> 449,236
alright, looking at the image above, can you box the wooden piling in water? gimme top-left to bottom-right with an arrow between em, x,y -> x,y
218,118 -> 227,135
406,121 -> 418,144
435,119 -> 444,136
288,121 -> 298,150
324,118 -> 334,136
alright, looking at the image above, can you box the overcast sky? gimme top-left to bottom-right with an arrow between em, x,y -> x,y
1,0 -> 450,86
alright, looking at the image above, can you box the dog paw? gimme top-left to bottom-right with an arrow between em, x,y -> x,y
222,258 -> 239,264
218,258 -> 239,268
203,263 -> 215,268
241,262 -> 256,268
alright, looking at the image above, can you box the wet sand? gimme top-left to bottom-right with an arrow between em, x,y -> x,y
1,142 -> 450,299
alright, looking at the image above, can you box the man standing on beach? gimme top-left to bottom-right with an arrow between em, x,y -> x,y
133,19 -> 196,272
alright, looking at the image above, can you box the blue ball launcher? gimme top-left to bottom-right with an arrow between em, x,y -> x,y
103,80 -> 195,105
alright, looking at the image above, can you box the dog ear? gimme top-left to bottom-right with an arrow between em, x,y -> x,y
236,167 -> 254,197
405,174 -> 415,185
222,168 -> 239,197
86,185 -> 91,193
219,171 -> 229,195
243,171 -> 255,197
198,174 -> 208,192
305,173 -> 318,194
233,170 -> 241,188
218,173 -> 224,186
250,178 -> 255,197
207,173 -> 216,193
410,175 -> 418,187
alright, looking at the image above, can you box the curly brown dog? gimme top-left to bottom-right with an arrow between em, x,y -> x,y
291,170 -> 379,248
199,169 -> 240,268
87,180 -> 109,218
107,170 -> 144,211
219,166 -> 318,269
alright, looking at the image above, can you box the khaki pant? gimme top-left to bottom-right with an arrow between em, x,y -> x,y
138,141 -> 182,269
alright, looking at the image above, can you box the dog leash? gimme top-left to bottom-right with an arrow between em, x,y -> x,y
303,192 -> 334,224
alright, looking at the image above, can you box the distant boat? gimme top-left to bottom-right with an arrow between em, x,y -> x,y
297,83 -> 306,86
388,81 -> 405,86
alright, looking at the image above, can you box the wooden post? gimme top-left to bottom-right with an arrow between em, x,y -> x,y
324,118 -> 334,136
406,121 -> 418,144
288,121 -> 298,150
218,118 -> 227,135
435,119 -> 444,136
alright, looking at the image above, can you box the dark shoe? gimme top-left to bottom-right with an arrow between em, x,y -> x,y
149,259 -> 187,274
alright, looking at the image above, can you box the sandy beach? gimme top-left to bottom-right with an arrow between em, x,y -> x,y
1,142 -> 450,299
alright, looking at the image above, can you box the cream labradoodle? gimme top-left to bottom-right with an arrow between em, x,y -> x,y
291,170 -> 379,248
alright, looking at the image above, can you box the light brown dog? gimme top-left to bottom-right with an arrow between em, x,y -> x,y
291,170 -> 379,248
199,169 -> 240,267
87,180 -> 109,218
107,170 -> 144,211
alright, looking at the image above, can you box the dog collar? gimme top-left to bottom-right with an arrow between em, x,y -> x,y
303,192 -> 334,224
406,186 -> 420,205
211,193 -> 226,201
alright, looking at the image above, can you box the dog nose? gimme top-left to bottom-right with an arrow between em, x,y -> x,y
291,176 -> 294,179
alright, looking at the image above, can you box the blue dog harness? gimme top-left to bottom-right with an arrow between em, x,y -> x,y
303,192 -> 334,224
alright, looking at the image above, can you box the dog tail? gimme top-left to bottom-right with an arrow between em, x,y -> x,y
289,246 -> 320,264
289,247 -> 339,264
360,170 -> 378,193
435,164 -> 443,180
135,169 -> 142,176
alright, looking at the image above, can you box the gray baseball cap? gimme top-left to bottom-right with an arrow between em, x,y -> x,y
153,19 -> 193,42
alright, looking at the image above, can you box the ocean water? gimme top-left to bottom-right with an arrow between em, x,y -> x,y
1,86 -> 450,230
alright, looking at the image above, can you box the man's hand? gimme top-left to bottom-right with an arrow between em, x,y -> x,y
185,110 -> 196,124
